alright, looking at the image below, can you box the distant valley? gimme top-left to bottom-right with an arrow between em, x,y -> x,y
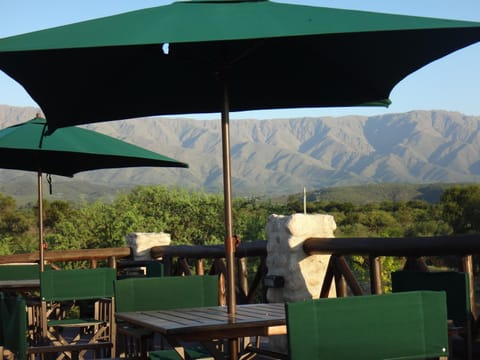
1,105 -> 479,203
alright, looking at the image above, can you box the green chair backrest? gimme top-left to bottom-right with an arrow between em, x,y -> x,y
0,292 -> 4,346
391,270 -> 470,321
145,261 -> 164,277
40,268 -> 116,302
114,275 -> 218,312
0,294 -> 27,360
286,291 -> 449,360
0,264 -> 50,280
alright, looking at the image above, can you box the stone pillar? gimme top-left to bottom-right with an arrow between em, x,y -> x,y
126,232 -> 171,261
265,213 -> 336,353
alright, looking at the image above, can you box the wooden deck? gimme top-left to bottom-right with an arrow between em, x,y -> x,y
2,240 -> 480,359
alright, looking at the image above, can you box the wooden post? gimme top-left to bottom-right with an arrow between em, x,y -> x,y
219,272 -> 227,306
369,255 -> 383,294
108,256 -> 116,269
163,256 -> 172,276
196,259 -> 204,275
461,255 -> 477,320
336,256 -> 364,295
237,257 -> 248,301
320,257 -> 335,298
179,259 -> 191,275
333,256 -> 347,297
246,257 -> 267,304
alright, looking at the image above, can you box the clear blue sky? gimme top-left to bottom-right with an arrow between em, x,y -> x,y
1,0 -> 479,120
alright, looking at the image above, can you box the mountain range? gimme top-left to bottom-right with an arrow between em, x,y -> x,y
1,105 -> 479,202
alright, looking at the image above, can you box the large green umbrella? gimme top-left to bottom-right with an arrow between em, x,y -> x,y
0,116 -> 188,271
1,0 -> 480,335
1,2 -> 480,124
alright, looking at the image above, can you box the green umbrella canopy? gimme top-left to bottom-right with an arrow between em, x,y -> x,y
0,1 -> 479,129
0,116 -> 188,272
0,116 -> 188,176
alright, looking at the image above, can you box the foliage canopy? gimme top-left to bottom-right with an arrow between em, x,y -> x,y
1,183 -> 478,292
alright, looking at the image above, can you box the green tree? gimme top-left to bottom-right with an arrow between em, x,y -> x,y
43,200 -> 76,229
441,185 -> 480,233
234,197 -> 270,241
0,193 -> 35,255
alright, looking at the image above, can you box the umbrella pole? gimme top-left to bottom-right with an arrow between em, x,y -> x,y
221,82 -> 236,315
221,80 -> 239,360
38,171 -> 45,272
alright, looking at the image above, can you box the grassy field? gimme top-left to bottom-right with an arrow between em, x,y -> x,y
1,179 -> 473,206
281,182 -> 461,205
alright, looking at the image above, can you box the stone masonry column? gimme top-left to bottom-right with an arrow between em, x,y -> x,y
265,213 -> 337,353
126,232 -> 171,261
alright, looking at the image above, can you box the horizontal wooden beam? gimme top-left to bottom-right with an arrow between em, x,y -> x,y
0,247 -> 131,265
28,342 -> 112,354
150,240 -> 267,259
303,234 -> 480,257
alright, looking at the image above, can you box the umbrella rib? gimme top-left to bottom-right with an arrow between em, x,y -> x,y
38,121 -> 48,149
228,39 -> 266,66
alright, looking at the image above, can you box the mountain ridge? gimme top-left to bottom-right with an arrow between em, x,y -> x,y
1,105 -> 479,198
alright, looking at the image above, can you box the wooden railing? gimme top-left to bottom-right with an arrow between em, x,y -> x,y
0,242 -> 269,304
303,234 -> 480,322
0,247 -> 131,268
2,233 -> 479,359
2,234 -> 478,316
153,234 -> 480,322
150,240 -> 268,304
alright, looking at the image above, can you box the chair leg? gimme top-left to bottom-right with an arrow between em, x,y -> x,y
465,319 -> 473,360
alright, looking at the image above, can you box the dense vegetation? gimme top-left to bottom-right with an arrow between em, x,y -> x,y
1,183 -> 479,290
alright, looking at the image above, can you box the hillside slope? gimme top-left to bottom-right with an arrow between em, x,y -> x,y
1,105 -> 479,198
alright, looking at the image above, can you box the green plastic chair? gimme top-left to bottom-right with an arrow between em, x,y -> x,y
39,268 -> 116,358
1,287 -> 116,360
0,264 -> 51,280
286,291 -> 449,360
114,275 -> 218,360
146,261 -> 164,278
392,270 -> 472,360
0,292 -> 4,349
0,293 -> 28,360
115,275 -> 217,312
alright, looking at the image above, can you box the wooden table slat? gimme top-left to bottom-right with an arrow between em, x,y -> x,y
116,303 -> 287,360
116,303 -> 286,336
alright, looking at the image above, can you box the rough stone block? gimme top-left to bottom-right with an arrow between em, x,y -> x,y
125,232 -> 171,260
265,213 -> 337,353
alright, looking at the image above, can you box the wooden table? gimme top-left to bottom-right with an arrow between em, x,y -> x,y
116,303 -> 287,360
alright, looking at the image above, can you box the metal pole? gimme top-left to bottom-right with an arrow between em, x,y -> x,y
221,79 -> 238,360
303,187 -> 306,214
38,171 -> 44,272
